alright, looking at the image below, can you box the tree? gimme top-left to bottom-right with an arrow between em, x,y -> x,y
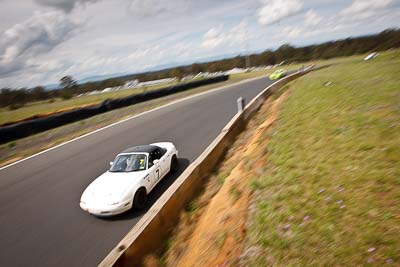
59,76 -> 78,99
60,76 -> 77,89
30,86 -> 48,101
0,88 -> 13,107
0,88 -> 29,109
170,68 -> 184,79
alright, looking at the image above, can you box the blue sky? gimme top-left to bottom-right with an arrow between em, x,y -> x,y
0,0 -> 399,88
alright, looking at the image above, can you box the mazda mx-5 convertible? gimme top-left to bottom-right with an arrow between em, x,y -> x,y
80,142 -> 178,216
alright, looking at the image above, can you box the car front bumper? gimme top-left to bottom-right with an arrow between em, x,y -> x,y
80,200 -> 132,216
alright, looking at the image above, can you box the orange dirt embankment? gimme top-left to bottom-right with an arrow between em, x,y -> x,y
161,91 -> 291,267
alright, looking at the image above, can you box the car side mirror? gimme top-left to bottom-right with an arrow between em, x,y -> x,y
153,159 -> 159,165
109,161 -> 113,166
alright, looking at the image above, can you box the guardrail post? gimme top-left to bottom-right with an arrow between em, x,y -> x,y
237,97 -> 245,113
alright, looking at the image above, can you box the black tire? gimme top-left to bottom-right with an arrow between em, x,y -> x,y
170,155 -> 179,173
133,188 -> 147,210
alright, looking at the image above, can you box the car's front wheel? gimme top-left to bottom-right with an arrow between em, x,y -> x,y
133,188 -> 147,210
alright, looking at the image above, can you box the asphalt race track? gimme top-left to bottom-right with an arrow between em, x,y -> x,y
0,76 -> 274,266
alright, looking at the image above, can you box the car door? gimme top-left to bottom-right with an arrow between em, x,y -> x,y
158,148 -> 169,177
148,153 -> 161,190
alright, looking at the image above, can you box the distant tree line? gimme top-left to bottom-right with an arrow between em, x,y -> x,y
1,28 -> 399,109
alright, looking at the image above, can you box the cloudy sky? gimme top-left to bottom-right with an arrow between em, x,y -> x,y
0,0 -> 399,88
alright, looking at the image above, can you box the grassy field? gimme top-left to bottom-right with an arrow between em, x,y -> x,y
246,49 -> 400,265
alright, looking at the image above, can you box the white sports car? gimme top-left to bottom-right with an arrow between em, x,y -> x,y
80,142 -> 178,216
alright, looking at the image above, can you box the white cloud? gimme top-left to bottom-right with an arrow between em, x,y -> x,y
0,11 -> 79,76
257,0 -> 303,25
340,0 -> 393,19
281,26 -> 303,38
304,9 -> 322,26
202,21 -> 248,49
127,45 -> 165,62
275,0 -> 396,43
128,0 -> 190,18
202,26 -> 225,49
279,23 -> 344,40
34,0 -> 101,13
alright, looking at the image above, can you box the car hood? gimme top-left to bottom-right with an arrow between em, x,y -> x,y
81,171 -> 145,205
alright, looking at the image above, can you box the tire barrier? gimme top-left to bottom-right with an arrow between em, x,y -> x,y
0,75 -> 229,144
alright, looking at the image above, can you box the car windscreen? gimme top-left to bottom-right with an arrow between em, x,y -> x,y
109,154 -> 147,172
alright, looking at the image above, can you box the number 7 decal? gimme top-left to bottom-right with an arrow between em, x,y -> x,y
156,169 -> 160,180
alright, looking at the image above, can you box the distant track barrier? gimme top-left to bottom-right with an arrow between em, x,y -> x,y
100,66 -> 324,267
0,75 -> 229,144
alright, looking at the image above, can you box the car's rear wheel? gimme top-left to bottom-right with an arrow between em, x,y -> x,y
133,188 -> 147,210
170,155 -> 178,173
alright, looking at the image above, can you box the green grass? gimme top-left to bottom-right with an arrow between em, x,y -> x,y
216,231 -> 228,249
186,200 -> 200,216
247,49 -> 400,265
229,185 -> 242,201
